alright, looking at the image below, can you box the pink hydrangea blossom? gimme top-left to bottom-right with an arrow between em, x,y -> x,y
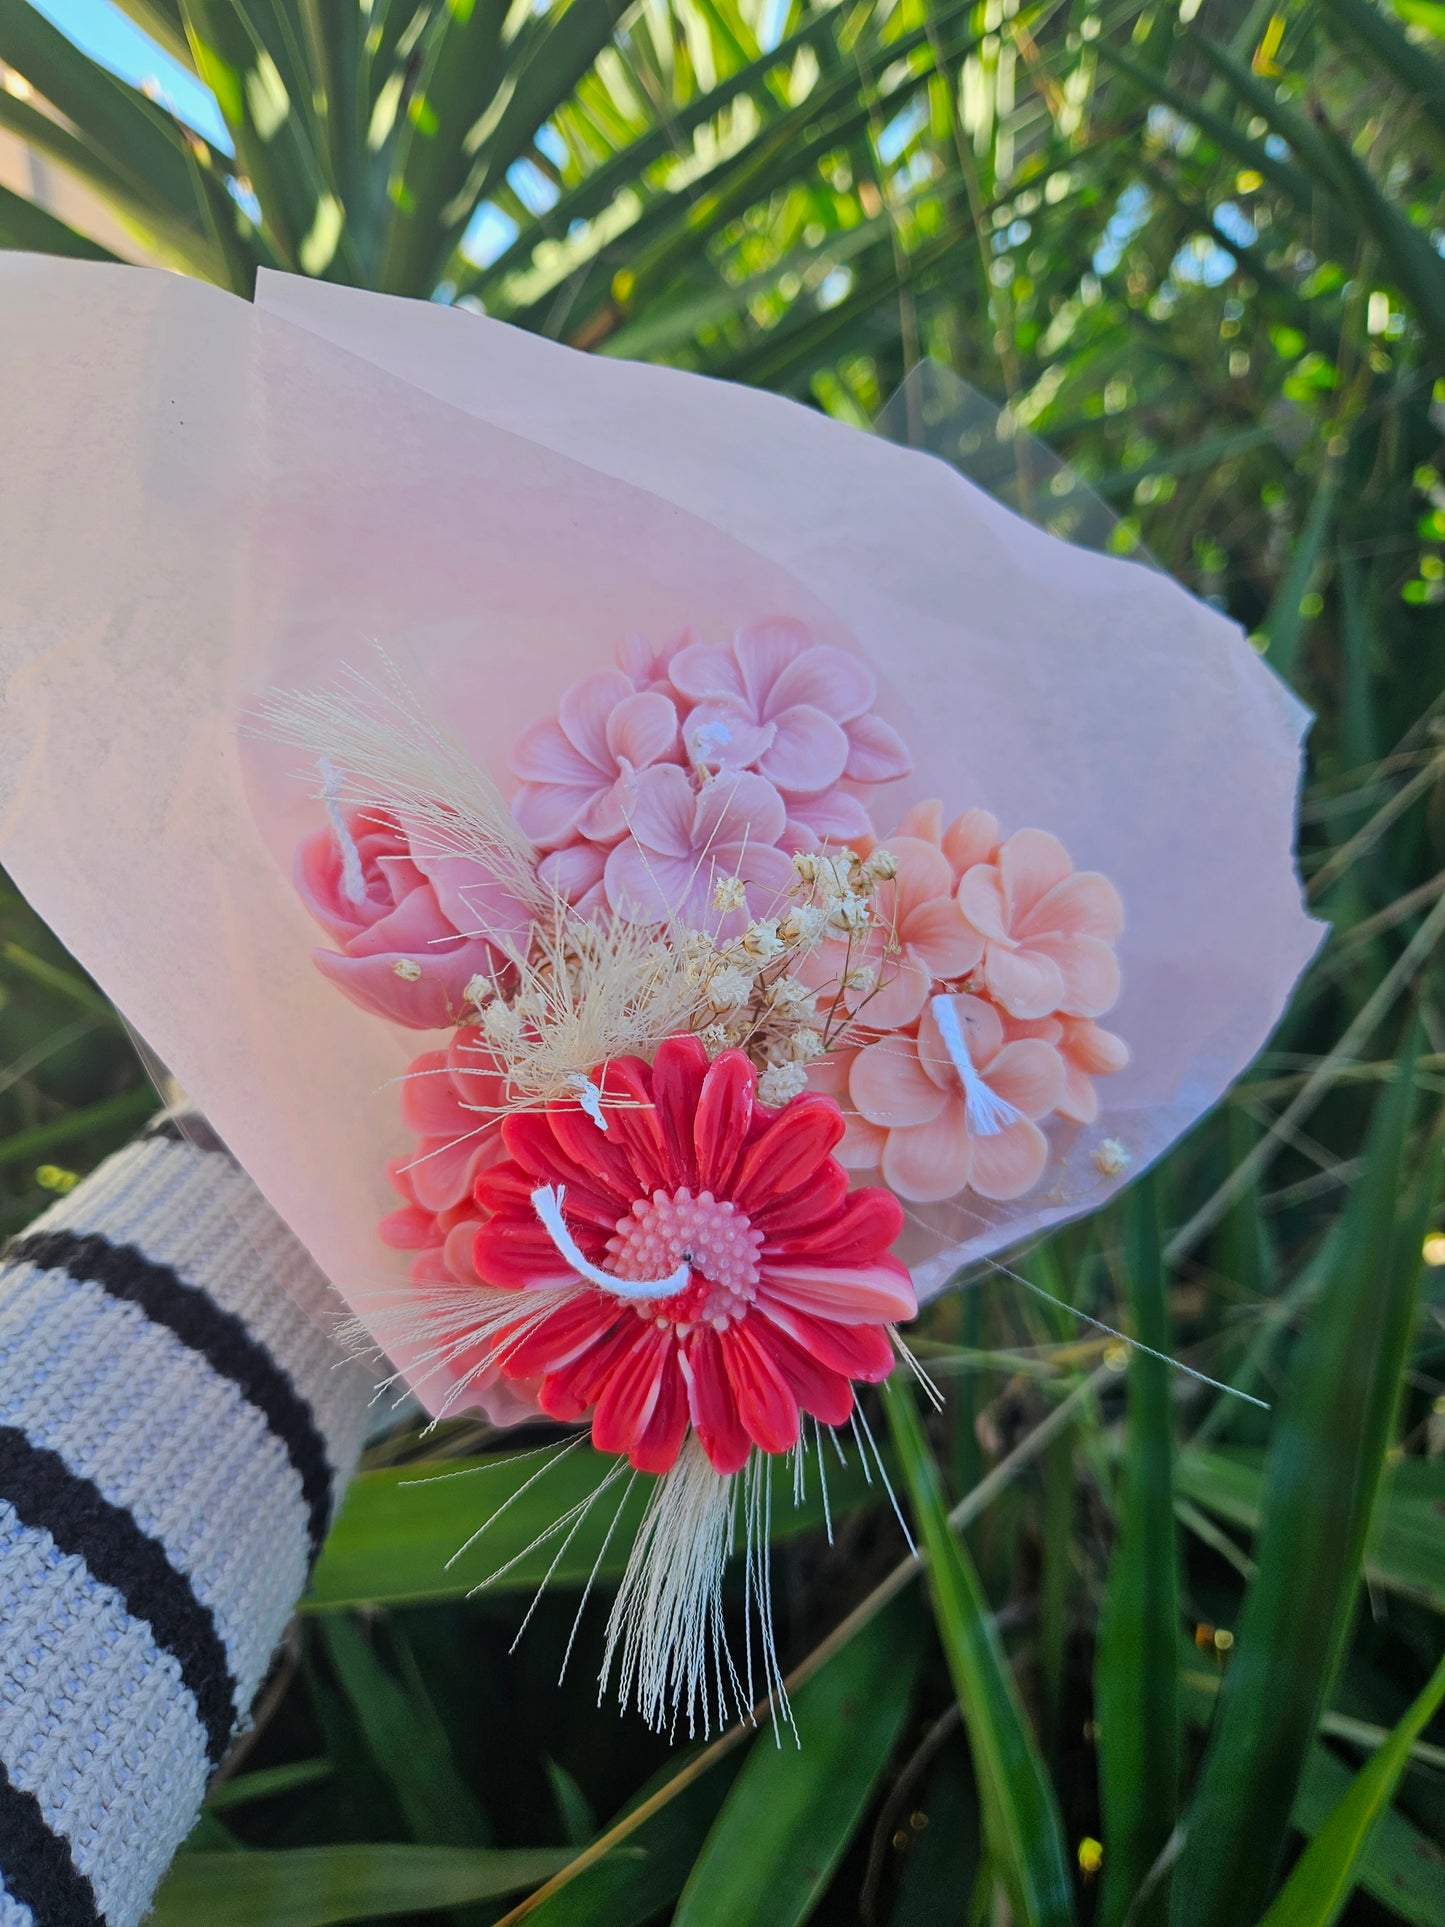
604,766 -> 796,929
295,807 -> 518,1030
956,829 -> 1125,1020
671,617 -> 911,800
510,668 -> 680,850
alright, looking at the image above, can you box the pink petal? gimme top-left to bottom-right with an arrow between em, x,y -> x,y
509,779 -> 599,851
986,1039 -> 1067,1121
732,617 -> 810,711
399,1050 -> 470,1137
695,769 -> 787,851
539,839 -> 606,909
684,699 -> 777,772
604,839 -> 694,924
510,714 -> 605,787
626,762 -> 698,858
558,668 -> 634,767
758,706 -> 849,795
312,946 -> 475,1030
999,829 -> 1073,925
768,643 -> 875,723
575,769 -> 639,846
726,842 -> 796,922
844,712 -> 912,784
850,1037 -> 948,1129
881,1104 -> 973,1203
968,1118 -> 1050,1200
943,809 -> 1001,876
670,638 -> 747,705
784,789 -> 875,849
606,690 -> 679,770
1027,933 -> 1121,1018
345,880 -> 459,959
956,865 -> 1010,943
409,850 -> 533,955
1018,870 -> 1125,944
983,941 -> 1067,1021
904,899 -> 985,984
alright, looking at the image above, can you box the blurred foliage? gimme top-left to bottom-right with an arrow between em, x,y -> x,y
1,0 -> 1445,1919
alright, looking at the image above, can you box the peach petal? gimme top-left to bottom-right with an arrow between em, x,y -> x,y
968,1118 -> 1050,1200
943,808 -> 1001,877
1029,932 -> 1122,1018
985,1038 -> 1067,1121
1065,1020 -> 1130,1076
785,790 -> 874,847
1056,1063 -> 1099,1124
983,941 -> 1066,1020
881,1105 -> 973,1203
957,865 -> 1009,942
854,953 -> 930,1031
1018,870 -> 1125,943
892,799 -> 942,843
904,897 -> 985,983
915,993 -> 1003,1090
999,829 -> 1074,924
836,1114 -> 887,1169
888,837 -> 954,920
850,1036 -> 948,1128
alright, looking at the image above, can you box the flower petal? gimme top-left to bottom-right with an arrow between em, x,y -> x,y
755,1304 -> 896,1381
626,762 -> 699,858
967,1118 -> 1050,1200
720,1321 -> 800,1454
732,617 -> 810,711
983,941 -> 1067,1020
751,1317 -> 855,1426
683,1328 -> 753,1474
880,1103 -> 973,1203
684,701 -> 777,772
904,898 -> 985,983
761,1254 -> 917,1323
956,864 -> 1010,943
558,668 -> 634,768
769,643 -> 876,722
999,829 -> 1073,924
670,638 -> 747,705
1018,870 -> 1125,943
985,1038 -> 1067,1121
509,714 -> 604,787
606,690 -> 680,771
1027,933 -> 1121,1018
783,788 -> 875,848
853,952 -> 931,1031
731,1094 -> 844,1212
759,705 -> 849,794
889,838 -> 955,919
850,1037 -> 948,1129
649,1031 -> 710,1190
844,711 -> 912,783
695,768 -> 787,851
694,1048 -> 755,1192
603,839 -> 694,924
942,808 -> 1001,876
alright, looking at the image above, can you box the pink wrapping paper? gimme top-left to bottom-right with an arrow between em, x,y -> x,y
0,257 -> 1322,1415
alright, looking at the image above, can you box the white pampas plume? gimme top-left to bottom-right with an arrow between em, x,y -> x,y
255,653 -> 549,925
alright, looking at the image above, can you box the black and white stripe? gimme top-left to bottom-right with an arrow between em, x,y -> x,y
0,1129 -> 371,1927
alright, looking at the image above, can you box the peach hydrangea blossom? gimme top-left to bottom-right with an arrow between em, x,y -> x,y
509,668 -> 680,850
1007,1013 -> 1130,1124
956,828 -> 1124,1021
844,994 -> 1066,1203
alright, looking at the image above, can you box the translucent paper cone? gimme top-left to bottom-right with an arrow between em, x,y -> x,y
0,257 -> 1322,1426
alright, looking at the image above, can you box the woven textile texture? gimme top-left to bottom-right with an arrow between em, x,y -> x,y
0,1121 -> 373,1926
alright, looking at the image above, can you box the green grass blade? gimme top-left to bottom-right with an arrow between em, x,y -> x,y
885,1376 -> 1076,1927
1172,1034 -> 1434,1927
1261,1652 -> 1445,1927
1292,1744 -> 1445,1926
671,1595 -> 920,1927
1095,1178 -> 1181,1927
149,1844 -> 578,1925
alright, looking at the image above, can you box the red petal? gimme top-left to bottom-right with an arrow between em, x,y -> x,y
498,1113 -> 624,1228
755,1302 -> 896,1382
682,1329 -> 753,1475
591,1324 -> 679,1467
496,1291 -> 620,1381
764,1185 -> 904,1263
379,1205 -> 437,1251
472,1217 -> 586,1292
629,1351 -> 690,1474
603,1055 -> 676,1194
731,1096 -> 844,1214
753,1159 -> 850,1238
547,1100 -> 647,1211
650,1033 -> 710,1190
762,1255 -> 917,1323
694,1049 -> 754,1192
538,1308 -> 644,1415
721,1323 -> 800,1455
750,1315 -> 855,1426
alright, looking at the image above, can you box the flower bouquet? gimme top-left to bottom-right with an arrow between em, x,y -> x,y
0,256 -> 1321,1733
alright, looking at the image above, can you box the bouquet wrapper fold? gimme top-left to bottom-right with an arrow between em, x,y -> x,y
0,256 -> 1323,1415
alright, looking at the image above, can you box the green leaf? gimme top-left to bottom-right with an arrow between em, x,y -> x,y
308,1438 -> 875,1610
1171,1036 -> 1435,1927
1317,0 -> 1445,143
1260,1651 -> 1445,1927
1390,0 -> 1445,31
148,1844 -> 579,1925
671,1595 -> 920,1927
205,1759 -> 333,1813
0,181 -> 116,260
885,1376 -> 1076,1927
1095,1179 -> 1181,1927
1260,476 -> 1338,686
1293,1744 -> 1445,1926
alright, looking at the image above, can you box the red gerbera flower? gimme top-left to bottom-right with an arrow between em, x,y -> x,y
471,1033 -> 916,1475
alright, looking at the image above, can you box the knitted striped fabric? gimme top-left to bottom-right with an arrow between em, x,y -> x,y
0,1120 -> 373,1926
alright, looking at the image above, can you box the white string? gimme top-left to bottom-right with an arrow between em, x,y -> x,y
531,1184 -> 689,1300
931,994 -> 1020,1136
317,756 -> 367,905
568,1073 -> 610,1132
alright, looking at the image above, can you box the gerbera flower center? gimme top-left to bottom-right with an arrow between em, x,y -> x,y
606,1186 -> 763,1329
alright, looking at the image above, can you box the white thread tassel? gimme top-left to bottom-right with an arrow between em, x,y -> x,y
931,994 -> 1021,1137
318,757 -> 368,906
532,1184 -> 689,1300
